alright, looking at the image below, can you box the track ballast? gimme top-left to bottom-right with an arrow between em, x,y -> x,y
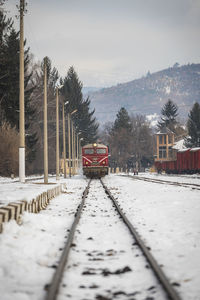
45,179 -> 181,300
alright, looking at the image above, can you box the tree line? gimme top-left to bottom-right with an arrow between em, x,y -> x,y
99,100 -> 200,170
0,2 -> 98,176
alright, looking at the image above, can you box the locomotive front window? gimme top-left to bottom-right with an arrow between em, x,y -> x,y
96,149 -> 106,154
84,149 -> 94,154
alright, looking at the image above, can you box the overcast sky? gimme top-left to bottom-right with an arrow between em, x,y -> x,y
4,0 -> 200,87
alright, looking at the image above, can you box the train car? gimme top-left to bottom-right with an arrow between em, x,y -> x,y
82,143 -> 109,178
177,149 -> 190,173
155,148 -> 200,174
190,148 -> 200,173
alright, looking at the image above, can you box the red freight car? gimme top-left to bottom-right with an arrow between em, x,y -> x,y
190,148 -> 200,173
155,148 -> 200,174
176,149 -> 190,173
82,143 -> 109,178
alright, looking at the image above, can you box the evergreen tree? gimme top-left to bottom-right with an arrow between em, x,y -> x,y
62,66 -> 99,143
185,102 -> 200,147
157,99 -> 178,131
109,108 -> 132,168
0,25 -> 37,163
0,4 -> 13,123
113,107 -> 132,132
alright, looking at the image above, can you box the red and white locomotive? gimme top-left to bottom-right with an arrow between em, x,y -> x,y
82,143 -> 109,177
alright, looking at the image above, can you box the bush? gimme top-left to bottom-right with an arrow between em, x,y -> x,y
0,122 -> 19,177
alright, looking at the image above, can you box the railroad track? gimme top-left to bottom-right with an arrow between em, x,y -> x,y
45,179 -> 181,300
124,175 -> 200,190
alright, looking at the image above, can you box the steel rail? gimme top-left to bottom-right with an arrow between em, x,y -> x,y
124,175 -> 200,190
100,178 -> 182,300
45,179 -> 92,300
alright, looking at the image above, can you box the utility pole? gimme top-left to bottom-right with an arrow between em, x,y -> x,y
43,57 -> 48,184
19,0 -> 26,183
74,126 -> 76,174
71,121 -> 74,175
62,101 -> 66,178
68,113 -> 71,177
56,87 -> 59,180
77,134 -> 79,170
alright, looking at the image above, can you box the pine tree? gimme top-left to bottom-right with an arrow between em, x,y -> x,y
113,107 -> 132,132
157,99 -> 178,131
0,26 -> 37,163
62,66 -> 99,143
109,107 -> 132,168
0,5 -> 13,123
185,102 -> 200,147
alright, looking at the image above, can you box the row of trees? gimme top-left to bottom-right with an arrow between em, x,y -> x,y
100,100 -> 200,170
0,2 -> 99,176
100,108 -> 154,169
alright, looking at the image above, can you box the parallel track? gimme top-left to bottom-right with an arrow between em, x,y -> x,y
45,178 -> 181,300
124,174 -> 200,190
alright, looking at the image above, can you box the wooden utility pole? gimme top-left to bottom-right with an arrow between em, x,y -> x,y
62,101 -> 66,178
19,0 -> 25,183
77,134 -> 79,170
71,121 -> 74,175
44,57 -> 48,184
68,113 -> 71,177
56,87 -> 60,180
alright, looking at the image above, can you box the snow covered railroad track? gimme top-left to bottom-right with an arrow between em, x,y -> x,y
45,179 -> 181,300
124,175 -> 200,190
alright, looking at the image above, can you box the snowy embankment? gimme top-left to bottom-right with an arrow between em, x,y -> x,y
0,175 -> 60,208
0,173 -> 199,300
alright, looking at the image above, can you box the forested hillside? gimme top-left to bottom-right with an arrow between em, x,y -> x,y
89,64 -> 200,124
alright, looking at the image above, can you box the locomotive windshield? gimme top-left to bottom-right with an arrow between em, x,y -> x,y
84,149 -> 94,154
96,149 -> 106,154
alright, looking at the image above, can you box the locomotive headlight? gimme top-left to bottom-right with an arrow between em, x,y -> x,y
103,161 -> 105,164
86,161 -> 88,165
93,143 -> 97,147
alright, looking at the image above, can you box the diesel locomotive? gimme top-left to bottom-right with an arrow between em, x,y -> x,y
82,143 -> 109,178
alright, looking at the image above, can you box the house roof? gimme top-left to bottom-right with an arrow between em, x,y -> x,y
156,126 -> 175,135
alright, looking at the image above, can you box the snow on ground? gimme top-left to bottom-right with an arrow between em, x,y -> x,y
133,171 -> 200,186
0,176 -> 87,300
104,174 -> 200,300
59,179 -> 166,300
0,173 -> 199,300
0,175 -> 64,207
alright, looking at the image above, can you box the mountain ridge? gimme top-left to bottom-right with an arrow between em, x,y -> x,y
88,63 -> 200,125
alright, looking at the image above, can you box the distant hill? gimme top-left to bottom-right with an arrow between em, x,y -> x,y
82,87 -> 101,95
88,63 -> 200,125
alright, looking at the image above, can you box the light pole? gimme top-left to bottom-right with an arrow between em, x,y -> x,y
56,85 -> 63,180
43,57 -> 48,184
77,132 -> 81,169
71,121 -> 74,175
67,112 -> 71,177
62,100 -> 69,178
79,137 -> 83,170
67,109 -> 77,177
19,0 -> 26,183
73,123 -> 76,175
